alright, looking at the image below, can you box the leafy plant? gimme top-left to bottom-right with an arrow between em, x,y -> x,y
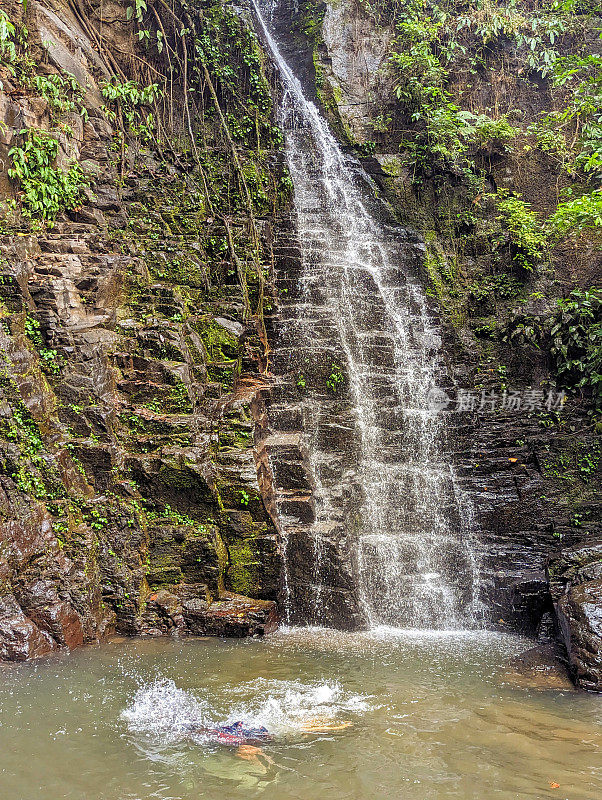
551,54 -> 602,179
549,288 -> 602,410
496,190 -> 545,270
467,113 -> 518,151
87,508 -> 108,530
326,364 -> 345,393
32,72 -> 88,121
39,347 -> 61,375
548,190 -> 602,237
0,9 -> 17,69
8,129 -> 87,227
101,79 -> 161,141
24,314 -> 43,347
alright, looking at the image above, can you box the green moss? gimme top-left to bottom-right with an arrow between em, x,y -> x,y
541,438 -> 601,485
193,318 -> 239,361
226,538 -> 262,596
145,564 -> 185,588
219,427 -> 252,450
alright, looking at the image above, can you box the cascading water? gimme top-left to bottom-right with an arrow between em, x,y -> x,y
254,1 -> 482,629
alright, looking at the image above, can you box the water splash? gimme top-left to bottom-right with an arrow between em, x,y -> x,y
122,677 -> 371,742
122,679 -> 210,744
254,0 -> 482,629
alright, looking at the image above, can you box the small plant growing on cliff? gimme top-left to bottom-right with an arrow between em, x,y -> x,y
548,190 -> 602,238
8,128 -> 87,227
101,79 -> 161,142
549,288 -> 602,410
24,315 -> 43,346
465,113 -> 518,152
87,508 -> 108,531
326,364 -> 345,393
0,10 -> 17,71
239,490 -> 250,506
39,347 -> 61,375
32,72 -> 88,121
495,190 -> 545,271
126,0 -> 147,24
24,314 -> 62,374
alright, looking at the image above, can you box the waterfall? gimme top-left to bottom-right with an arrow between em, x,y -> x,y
254,1 -> 482,630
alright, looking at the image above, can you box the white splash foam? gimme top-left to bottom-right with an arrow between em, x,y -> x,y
122,677 -> 370,742
225,678 -> 371,735
122,678 -> 210,743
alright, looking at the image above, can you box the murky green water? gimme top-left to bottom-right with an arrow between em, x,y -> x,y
0,628 -> 601,799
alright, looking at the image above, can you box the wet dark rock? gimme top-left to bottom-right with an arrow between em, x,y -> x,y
501,644 -> 574,691
556,582 -> 602,692
182,593 -> 278,637
548,541 -> 602,691
0,2 -> 284,661
0,596 -> 55,661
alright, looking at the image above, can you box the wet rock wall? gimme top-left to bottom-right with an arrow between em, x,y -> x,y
0,0 -> 288,658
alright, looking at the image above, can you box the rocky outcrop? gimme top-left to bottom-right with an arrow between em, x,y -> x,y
501,644 -> 574,691
548,541 -> 602,691
142,589 -> 277,637
0,0 -> 287,659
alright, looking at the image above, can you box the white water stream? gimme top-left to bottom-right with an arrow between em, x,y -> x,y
254,1 -> 481,628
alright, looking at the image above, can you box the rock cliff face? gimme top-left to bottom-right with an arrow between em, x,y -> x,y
0,0 -> 286,658
261,0 -> 602,688
0,0 -> 601,691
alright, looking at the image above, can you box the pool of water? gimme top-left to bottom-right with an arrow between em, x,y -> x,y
1,628 -> 601,799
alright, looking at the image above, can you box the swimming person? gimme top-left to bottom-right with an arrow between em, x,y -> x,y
183,720 -> 271,745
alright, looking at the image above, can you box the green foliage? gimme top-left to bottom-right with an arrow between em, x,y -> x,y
551,54 -> 602,180
25,312 -> 62,374
101,78 -> 161,141
495,190 -> 545,270
38,347 -> 61,375
357,140 -> 378,156
0,9 -> 17,68
127,0 -> 147,24
388,3 -> 522,177
32,72 -> 88,120
194,4 -> 273,124
550,288 -> 602,409
527,118 -> 571,171
156,504 -> 198,526
468,273 -> 522,302
548,190 -> 602,237
0,398 -> 57,500
0,10 -> 33,86
467,113 -> 518,150
86,508 -> 109,531
390,6 -> 446,111
299,1 -> 326,41
167,381 -> 192,413
399,100 -> 471,177
9,404 -> 43,455
456,0 -> 523,46
8,128 -> 87,227
24,315 -> 42,347
241,162 -> 270,214
326,364 -> 345,393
